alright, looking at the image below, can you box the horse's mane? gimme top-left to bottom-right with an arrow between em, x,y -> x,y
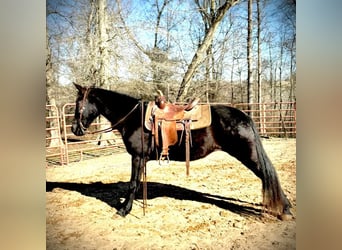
92,87 -> 139,104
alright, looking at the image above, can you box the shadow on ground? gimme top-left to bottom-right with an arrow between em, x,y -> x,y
46,181 -> 262,218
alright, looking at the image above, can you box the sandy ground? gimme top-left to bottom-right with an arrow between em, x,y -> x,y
46,138 -> 296,250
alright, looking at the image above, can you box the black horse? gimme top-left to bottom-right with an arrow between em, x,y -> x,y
71,83 -> 292,220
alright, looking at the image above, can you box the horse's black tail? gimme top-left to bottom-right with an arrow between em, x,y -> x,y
251,123 -> 292,217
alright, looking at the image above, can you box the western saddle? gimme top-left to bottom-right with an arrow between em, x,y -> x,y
145,90 -> 211,175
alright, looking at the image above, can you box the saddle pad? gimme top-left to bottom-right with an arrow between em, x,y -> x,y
187,104 -> 211,130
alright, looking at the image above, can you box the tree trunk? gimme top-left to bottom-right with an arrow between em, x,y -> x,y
257,0 -> 265,133
247,0 -> 253,116
85,0 -> 97,84
230,56 -> 235,103
268,39 -> 274,102
279,38 -> 283,104
98,0 -> 109,88
273,66 -> 277,108
257,0 -> 261,104
46,32 -> 53,104
97,0 -> 116,145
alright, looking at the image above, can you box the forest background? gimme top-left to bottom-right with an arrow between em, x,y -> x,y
46,0 -> 295,107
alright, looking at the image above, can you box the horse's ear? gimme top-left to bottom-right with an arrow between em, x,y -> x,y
73,82 -> 85,93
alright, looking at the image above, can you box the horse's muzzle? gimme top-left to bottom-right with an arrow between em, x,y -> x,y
71,120 -> 85,136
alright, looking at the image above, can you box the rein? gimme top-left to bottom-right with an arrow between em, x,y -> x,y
87,102 -> 141,135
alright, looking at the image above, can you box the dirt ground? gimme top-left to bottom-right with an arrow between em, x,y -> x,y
46,138 -> 296,250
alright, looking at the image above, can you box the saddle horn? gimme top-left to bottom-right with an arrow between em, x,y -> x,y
156,90 -> 164,96
155,90 -> 166,109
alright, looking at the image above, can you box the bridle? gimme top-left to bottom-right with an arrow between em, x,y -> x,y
78,87 -> 92,131
77,87 -> 141,134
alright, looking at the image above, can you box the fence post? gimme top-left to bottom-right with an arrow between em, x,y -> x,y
260,103 -> 266,135
62,104 -> 70,165
278,102 -> 287,138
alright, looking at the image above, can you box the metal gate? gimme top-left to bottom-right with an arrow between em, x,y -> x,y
234,102 -> 296,137
46,104 -> 65,166
61,103 -> 125,165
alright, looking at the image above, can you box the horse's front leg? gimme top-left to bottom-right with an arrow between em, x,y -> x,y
117,155 -> 144,217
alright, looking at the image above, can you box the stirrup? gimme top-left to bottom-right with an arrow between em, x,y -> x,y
159,153 -> 170,165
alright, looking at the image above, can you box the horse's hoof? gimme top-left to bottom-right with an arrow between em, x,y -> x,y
116,209 -> 128,217
277,213 -> 293,221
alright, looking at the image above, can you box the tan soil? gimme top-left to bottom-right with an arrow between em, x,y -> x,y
46,138 -> 296,250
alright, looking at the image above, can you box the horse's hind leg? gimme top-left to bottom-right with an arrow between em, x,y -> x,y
225,124 -> 292,220
117,155 -> 144,217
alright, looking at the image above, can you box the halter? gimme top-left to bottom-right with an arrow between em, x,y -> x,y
77,87 -> 141,134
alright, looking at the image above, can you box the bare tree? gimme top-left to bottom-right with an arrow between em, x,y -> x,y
149,0 -> 173,91
77,0 -> 110,88
46,4 -> 67,147
176,0 -> 240,101
194,0 -> 217,101
279,0 -> 296,103
117,0 -> 177,94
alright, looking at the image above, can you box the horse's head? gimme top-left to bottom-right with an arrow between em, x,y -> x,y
71,83 -> 100,136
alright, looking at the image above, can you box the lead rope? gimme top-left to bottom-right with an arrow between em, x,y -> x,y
140,100 -> 147,215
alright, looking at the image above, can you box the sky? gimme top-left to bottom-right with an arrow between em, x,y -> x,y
47,0 -> 295,85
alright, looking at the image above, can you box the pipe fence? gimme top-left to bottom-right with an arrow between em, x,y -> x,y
232,102 -> 296,137
46,101 -> 296,166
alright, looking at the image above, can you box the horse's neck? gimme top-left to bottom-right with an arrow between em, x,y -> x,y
96,89 -> 139,124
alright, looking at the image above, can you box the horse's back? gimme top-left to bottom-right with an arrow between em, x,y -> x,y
166,105 -> 253,161
211,104 -> 252,126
